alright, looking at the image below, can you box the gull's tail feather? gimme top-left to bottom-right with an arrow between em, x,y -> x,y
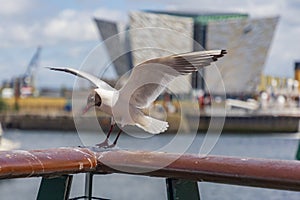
136,116 -> 169,134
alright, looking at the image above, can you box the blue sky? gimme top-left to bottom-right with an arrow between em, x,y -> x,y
0,0 -> 299,89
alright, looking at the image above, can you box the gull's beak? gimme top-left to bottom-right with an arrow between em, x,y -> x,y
82,104 -> 93,115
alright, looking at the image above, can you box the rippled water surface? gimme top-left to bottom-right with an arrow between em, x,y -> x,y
0,130 -> 299,200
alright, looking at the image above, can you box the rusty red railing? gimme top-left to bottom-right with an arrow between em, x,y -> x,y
0,147 -> 300,191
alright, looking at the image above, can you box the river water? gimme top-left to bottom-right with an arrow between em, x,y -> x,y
0,130 -> 299,200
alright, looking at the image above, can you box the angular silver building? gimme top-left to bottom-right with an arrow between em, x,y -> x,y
94,18 -> 132,76
129,11 -> 194,94
94,11 -> 279,95
205,16 -> 278,94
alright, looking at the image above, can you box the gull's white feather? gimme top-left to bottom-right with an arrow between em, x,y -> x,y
48,50 -> 226,134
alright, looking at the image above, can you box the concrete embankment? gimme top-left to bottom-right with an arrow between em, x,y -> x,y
0,113 -> 76,131
0,113 -> 182,132
0,113 -> 299,133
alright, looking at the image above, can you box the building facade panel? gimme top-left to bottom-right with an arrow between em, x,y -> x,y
94,19 -> 131,76
129,11 -> 194,94
205,17 -> 279,94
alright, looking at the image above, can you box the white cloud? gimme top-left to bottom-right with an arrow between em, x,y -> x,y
0,7 -> 125,88
93,8 -> 127,22
0,8 -> 124,48
43,9 -> 98,42
0,22 -> 40,47
245,1 -> 284,17
0,0 -> 36,15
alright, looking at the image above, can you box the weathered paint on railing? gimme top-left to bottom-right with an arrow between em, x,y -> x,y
0,148 -> 97,178
0,147 -> 300,191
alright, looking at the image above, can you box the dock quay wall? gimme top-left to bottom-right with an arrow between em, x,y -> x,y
0,113 -> 299,133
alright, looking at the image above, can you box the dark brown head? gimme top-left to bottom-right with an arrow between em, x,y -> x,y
82,91 -> 102,114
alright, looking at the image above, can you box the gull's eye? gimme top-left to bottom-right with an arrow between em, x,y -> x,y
87,95 -> 95,104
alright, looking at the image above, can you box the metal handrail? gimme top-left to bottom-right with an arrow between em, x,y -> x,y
0,147 -> 300,191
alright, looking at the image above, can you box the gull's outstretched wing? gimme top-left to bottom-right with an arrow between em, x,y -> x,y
119,50 -> 226,108
48,67 -> 115,91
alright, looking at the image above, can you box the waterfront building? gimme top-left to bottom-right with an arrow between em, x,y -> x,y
95,11 -> 279,96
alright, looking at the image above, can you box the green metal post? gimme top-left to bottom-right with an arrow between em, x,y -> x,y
84,173 -> 93,200
166,178 -> 200,200
296,140 -> 300,161
36,175 -> 73,200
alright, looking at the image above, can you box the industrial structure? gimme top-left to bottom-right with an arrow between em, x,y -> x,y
94,11 -> 279,96
1,46 -> 42,98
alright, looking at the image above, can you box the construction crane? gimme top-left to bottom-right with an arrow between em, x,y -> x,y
20,46 -> 42,97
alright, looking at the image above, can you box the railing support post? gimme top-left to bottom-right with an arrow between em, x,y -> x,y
166,178 -> 200,200
36,175 -> 73,200
296,140 -> 300,160
84,173 -> 94,200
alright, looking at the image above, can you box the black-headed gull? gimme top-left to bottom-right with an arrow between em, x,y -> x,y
49,49 -> 226,147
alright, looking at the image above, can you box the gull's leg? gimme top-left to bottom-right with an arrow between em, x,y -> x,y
107,129 -> 122,148
96,119 -> 115,148
95,124 -> 114,148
